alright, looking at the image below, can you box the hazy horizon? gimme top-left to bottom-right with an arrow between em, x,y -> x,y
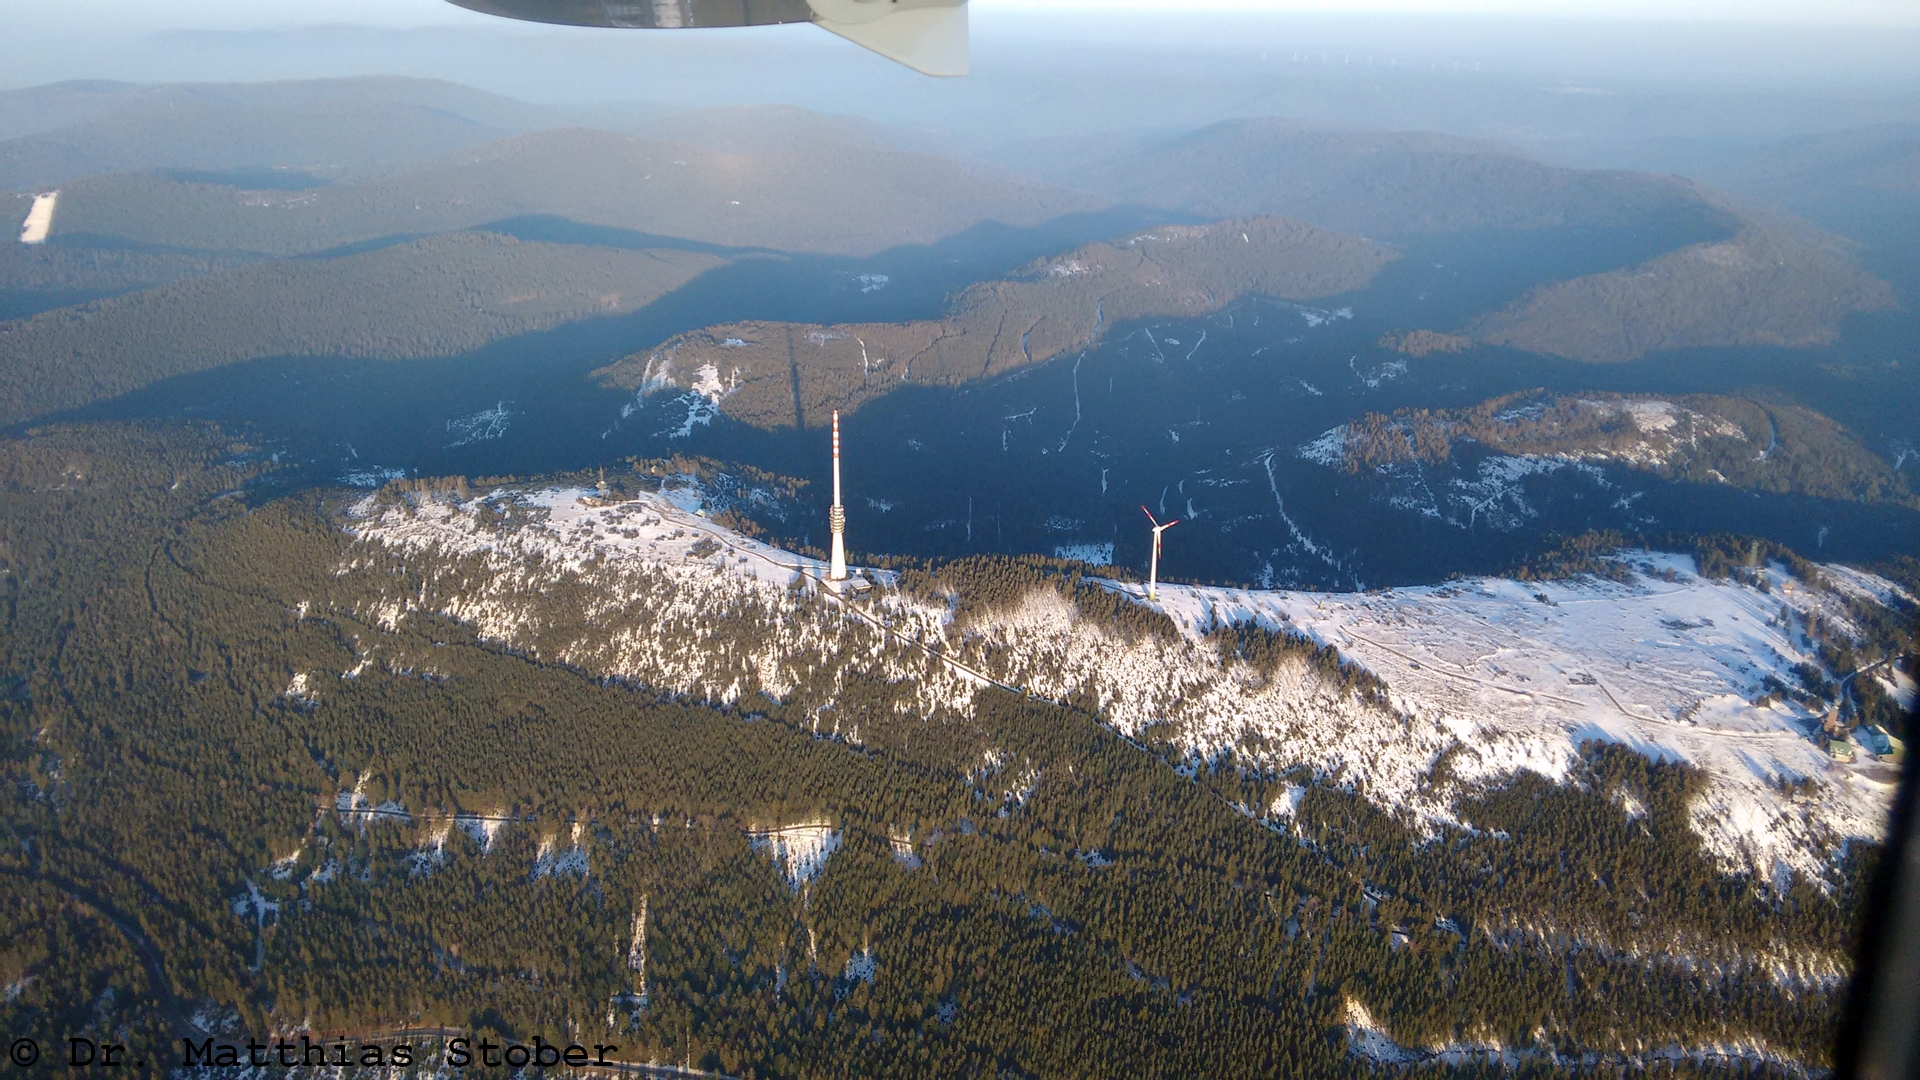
3,7 -> 1917,185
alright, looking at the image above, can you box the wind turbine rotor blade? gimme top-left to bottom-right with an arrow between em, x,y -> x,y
1141,505 -> 1160,527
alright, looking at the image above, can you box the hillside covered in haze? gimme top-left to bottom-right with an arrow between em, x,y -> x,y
1076,119 -> 1895,365
38,126 -> 1102,258
0,232 -> 724,424
0,76 -> 609,189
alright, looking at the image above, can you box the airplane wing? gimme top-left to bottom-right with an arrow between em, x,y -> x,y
807,0 -> 968,77
444,0 -> 968,76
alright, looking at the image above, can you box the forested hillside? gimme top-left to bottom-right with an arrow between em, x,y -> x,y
595,216 -> 1393,429
1313,390 -> 1916,507
0,422 -> 1885,1077
0,236 -> 259,321
0,232 -> 724,424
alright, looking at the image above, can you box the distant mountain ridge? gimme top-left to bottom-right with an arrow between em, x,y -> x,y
40,126 -> 1105,258
1072,117 -> 1895,363
0,76 -> 577,190
1073,118 -> 1730,238
1648,122 -> 1920,235
0,78 -> 1901,433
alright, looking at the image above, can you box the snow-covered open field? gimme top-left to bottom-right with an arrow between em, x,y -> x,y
350,484 -> 1906,890
1146,560 -> 1905,885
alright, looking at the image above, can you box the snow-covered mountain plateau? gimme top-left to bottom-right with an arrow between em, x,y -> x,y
347,482 -> 1906,892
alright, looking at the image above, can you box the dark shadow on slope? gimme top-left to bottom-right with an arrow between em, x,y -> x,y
482,205 -> 1195,324
1366,210 -> 1737,329
161,166 -> 332,190
481,215 -> 778,257
0,287 -> 134,321
294,232 -> 435,260
38,232 -> 277,259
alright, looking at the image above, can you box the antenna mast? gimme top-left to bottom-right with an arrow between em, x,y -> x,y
1141,506 -> 1179,601
829,411 -> 848,581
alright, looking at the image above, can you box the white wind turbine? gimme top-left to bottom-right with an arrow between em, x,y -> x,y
1140,506 -> 1179,601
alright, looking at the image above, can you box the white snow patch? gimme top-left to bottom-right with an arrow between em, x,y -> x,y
445,402 -> 512,448
690,363 -> 729,399
1271,784 -> 1307,820
1878,667 -> 1916,712
1344,992 -> 1815,1073
408,820 -> 453,874
667,391 -> 720,438
748,822 -> 842,891
1449,455 -> 1591,530
333,773 -> 408,828
268,846 -> 304,881
457,812 -> 509,852
1622,398 -> 1680,434
843,948 -> 877,983
533,821 -> 591,878
283,672 -> 318,709
1053,542 -> 1114,566
341,466 -> 407,488
1299,426 -> 1347,467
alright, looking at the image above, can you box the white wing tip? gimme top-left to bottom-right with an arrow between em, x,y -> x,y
811,0 -> 968,77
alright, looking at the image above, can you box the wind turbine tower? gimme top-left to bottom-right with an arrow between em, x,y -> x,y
829,410 -> 848,581
1141,506 -> 1179,601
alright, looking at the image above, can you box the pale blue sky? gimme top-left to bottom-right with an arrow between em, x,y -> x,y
994,0 -> 1918,24
12,0 -> 1920,32
5,0 -> 1915,119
